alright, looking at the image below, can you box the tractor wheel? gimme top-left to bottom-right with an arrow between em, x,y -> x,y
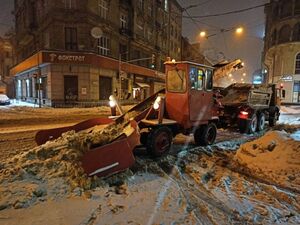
194,123 -> 217,146
140,132 -> 149,146
239,114 -> 257,134
147,127 -> 173,157
257,113 -> 266,131
269,112 -> 278,127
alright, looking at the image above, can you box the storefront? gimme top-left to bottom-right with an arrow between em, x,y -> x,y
11,51 -> 165,107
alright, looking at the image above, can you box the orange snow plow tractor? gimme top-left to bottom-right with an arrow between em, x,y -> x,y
35,61 -> 220,177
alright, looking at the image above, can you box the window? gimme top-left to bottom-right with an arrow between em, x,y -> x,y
280,0 -> 292,18
120,14 -> 127,29
164,0 -> 168,12
271,29 -> 277,46
282,89 -> 286,98
147,30 -> 152,40
139,0 -> 144,10
167,69 -> 186,93
293,81 -> 300,102
65,27 -> 77,50
295,53 -> 300,74
293,23 -> 300,41
119,44 -> 128,60
64,0 -> 76,9
148,5 -> 153,17
98,0 -> 108,19
295,0 -> 300,15
278,25 -> 291,44
190,67 -> 204,90
98,36 -> 110,56
272,5 -> 279,20
206,69 -> 213,90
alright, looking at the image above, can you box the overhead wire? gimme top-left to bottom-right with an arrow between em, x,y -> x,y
183,3 -> 268,19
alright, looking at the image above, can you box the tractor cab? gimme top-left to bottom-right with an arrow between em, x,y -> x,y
164,61 -> 217,129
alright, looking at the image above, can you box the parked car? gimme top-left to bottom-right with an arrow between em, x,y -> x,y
0,94 -> 10,105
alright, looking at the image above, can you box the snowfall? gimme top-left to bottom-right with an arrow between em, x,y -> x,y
0,101 -> 299,225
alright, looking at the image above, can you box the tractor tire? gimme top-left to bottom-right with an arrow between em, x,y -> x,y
140,132 -> 149,146
146,127 -> 173,157
239,114 -> 258,134
257,113 -> 266,131
269,112 -> 278,127
194,123 -> 217,146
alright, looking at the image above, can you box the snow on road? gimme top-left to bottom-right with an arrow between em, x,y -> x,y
0,105 -> 299,225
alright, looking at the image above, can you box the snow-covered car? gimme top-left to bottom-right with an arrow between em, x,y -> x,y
0,94 -> 10,105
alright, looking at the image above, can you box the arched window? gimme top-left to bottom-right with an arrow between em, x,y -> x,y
278,25 -> 291,43
271,29 -> 277,46
280,0 -> 292,18
295,53 -> 300,74
293,23 -> 300,41
295,0 -> 300,15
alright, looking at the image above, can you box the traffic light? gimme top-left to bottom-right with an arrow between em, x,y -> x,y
151,54 -> 155,69
280,83 -> 284,89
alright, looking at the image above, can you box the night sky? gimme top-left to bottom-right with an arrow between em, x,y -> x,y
0,0 -> 267,79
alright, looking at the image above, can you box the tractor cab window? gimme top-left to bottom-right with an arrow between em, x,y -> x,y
190,67 -> 204,90
167,69 -> 186,93
205,69 -> 213,90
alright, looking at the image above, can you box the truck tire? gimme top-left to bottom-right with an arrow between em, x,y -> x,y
194,123 -> 217,146
147,127 -> 172,157
140,132 -> 149,145
269,112 -> 278,127
239,114 -> 257,134
257,113 -> 266,131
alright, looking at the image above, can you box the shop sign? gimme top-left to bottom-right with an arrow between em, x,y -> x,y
280,75 -> 293,81
49,53 -> 86,63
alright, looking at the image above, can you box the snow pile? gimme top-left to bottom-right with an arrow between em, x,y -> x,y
0,122 -> 129,210
280,106 -> 300,114
235,131 -> 300,190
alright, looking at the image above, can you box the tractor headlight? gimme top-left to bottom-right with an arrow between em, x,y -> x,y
109,95 -> 116,108
153,96 -> 161,110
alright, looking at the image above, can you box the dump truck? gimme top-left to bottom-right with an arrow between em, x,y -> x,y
217,83 -> 280,133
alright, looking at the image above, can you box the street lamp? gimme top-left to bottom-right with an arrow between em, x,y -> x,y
200,31 -> 206,38
235,27 -> 244,35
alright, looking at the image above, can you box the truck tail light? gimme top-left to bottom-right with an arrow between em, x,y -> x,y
239,111 -> 249,119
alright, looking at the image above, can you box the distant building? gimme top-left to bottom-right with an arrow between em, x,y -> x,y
263,0 -> 300,103
0,37 -> 14,96
181,37 -> 211,65
12,0 -> 182,106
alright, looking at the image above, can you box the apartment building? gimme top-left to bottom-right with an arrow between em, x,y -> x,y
264,0 -> 300,103
12,0 -> 182,106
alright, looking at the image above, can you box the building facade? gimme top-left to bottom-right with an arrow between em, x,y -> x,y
12,0 -> 182,106
181,37 -> 211,65
264,0 -> 300,103
0,37 -> 14,95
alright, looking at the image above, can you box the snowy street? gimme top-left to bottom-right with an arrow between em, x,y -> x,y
0,105 -> 299,225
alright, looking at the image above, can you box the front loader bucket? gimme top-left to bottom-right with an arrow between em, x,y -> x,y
35,117 -> 114,145
81,120 -> 140,177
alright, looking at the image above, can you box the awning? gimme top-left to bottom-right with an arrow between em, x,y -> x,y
135,82 -> 150,88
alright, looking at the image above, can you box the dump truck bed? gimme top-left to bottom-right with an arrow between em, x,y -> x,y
220,83 -> 273,109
